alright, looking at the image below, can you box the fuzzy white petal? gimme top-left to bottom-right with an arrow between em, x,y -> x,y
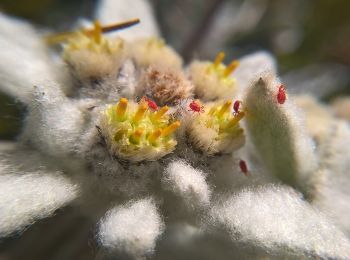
21,88 -> 87,157
95,0 -> 159,40
98,198 -> 164,258
0,13 -> 58,103
313,120 -> 350,235
210,185 -> 350,259
0,143 -> 79,237
163,161 -> 211,208
244,73 -> 318,193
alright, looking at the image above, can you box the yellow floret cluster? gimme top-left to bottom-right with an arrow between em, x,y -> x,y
100,98 -> 180,162
51,20 -> 246,161
63,21 -> 124,56
187,100 -> 245,155
189,52 -> 239,101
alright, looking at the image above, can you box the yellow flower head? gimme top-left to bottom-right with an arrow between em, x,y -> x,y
53,20 -> 127,83
189,52 -> 239,101
187,100 -> 245,155
100,98 -> 180,162
130,37 -> 183,70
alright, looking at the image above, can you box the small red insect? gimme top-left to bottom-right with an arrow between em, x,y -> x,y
239,159 -> 249,176
144,97 -> 158,110
189,100 -> 204,113
277,84 -> 286,104
233,100 -> 242,114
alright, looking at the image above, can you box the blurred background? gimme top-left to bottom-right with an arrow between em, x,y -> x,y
0,0 -> 349,259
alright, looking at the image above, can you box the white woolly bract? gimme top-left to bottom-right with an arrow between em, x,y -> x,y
130,38 -> 183,70
294,95 -> 334,146
163,161 -> 211,208
95,0 -> 159,40
244,73 -> 318,192
188,61 -> 237,101
98,198 -> 164,257
0,163 -> 78,237
210,185 -> 350,259
311,120 -> 350,235
0,13 -> 58,104
22,94 -> 87,157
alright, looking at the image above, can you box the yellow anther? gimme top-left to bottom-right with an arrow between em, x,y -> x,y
129,128 -> 144,144
214,52 -> 225,67
148,129 -> 162,145
116,98 -> 128,121
133,102 -> 148,122
218,100 -> 233,117
45,18 -> 140,45
226,111 -> 245,130
161,121 -> 180,137
93,20 -> 102,43
147,37 -> 165,48
208,107 -> 217,115
224,60 -> 239,77
152,106 -> 169,121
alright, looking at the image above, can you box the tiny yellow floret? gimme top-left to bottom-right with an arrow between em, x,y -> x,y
116,98 -> 128,121
161,121 -> 181,137
189,51 -> 239,101
186,100 -> 245,155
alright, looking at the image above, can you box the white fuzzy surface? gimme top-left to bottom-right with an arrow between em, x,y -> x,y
312,120 -> 350,235
295,96 -> 350,235
210,185 -> 350,259
95,0 -> 159,39
0,13 -> 58,103
0,144 -> 79,237
244,73 -> 318,193
98,198 -> 164,258
22,93 -> 87,157
163,161 -> 211,208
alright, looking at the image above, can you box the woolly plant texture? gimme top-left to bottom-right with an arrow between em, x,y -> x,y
0,1 -> 350,259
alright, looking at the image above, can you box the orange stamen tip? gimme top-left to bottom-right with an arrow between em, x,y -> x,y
224,60 -> 239,77
161,121 -> 180,137
45,18 -> 140,45
130,128 -> 143,144
148,129 -> 162,144
116,98 -> 128,119
133,102 -> 148,122
153,106 -> 169,120
218,100 -> 233,117
214,51 -> 225,67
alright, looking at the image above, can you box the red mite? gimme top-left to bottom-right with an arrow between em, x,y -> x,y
189,100 -> 204,113
233,100 -> 241,114
277,84 -> 286,104
144,97 -> 158,110
239,160 -> 249,176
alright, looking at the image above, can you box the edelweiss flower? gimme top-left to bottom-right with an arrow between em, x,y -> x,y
1,0 -> 350,259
